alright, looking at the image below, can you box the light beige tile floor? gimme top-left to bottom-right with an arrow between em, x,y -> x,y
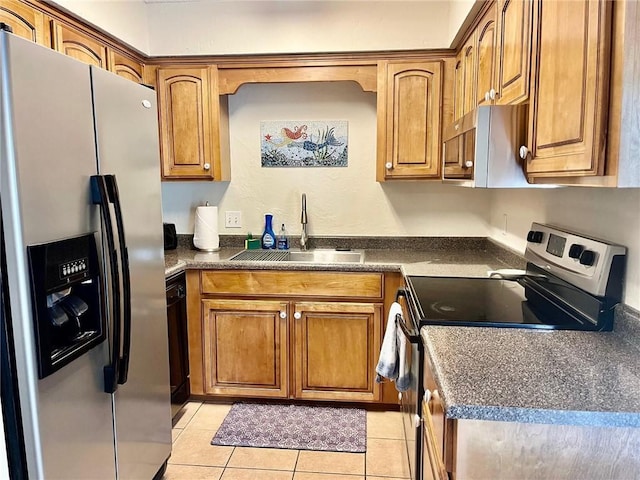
165,402 -> 411,480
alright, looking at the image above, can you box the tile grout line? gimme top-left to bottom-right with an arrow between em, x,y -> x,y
292,449 -> 300,477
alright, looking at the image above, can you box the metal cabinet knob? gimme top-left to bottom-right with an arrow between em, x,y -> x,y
279,311 -> 287,319
385,162 -> 393,170
294,312 -> 302,320
203,163 -> 211,171
489,88 -> 497,100
519,146 -> 530,160
464,160 -> 473,168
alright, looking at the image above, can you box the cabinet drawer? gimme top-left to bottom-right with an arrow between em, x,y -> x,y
201,270 -> 383,299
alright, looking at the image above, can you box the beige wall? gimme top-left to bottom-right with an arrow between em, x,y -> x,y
49,0 -> 150,53
489,189 -> 640,309
447,0 -> 475,45
145,1 -> 452,55
161,82 -> 492,237
49,1 -> 464,55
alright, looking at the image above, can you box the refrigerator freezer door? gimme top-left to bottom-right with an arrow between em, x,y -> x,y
91,66 -> 172,478
0,34 -> 116,478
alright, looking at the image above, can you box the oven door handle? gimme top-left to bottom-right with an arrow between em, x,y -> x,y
394,288 -> 421,343
396,313 -> 421,344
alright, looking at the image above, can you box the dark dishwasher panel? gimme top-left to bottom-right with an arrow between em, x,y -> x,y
166,272 -> 189,405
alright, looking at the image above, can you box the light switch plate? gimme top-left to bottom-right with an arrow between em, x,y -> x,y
225,211 -> 242,228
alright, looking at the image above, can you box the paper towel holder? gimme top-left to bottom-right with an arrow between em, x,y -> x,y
193,201 -> 220,252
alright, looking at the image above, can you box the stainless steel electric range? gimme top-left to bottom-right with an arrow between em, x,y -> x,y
395,223 -> 627,480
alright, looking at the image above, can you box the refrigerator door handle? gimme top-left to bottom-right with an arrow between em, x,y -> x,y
105,175 -> 131,386
90,175 -> 121,394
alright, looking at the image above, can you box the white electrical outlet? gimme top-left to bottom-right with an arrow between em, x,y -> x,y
225,211 -> 242,228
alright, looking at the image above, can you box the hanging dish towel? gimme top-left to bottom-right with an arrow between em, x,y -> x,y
375,302 -> 410,392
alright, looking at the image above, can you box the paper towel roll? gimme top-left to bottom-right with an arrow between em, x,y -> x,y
193,205 -> 220,251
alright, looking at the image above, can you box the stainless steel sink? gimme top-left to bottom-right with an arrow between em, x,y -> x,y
288,249 -> 364,263
229,249 -> 364,264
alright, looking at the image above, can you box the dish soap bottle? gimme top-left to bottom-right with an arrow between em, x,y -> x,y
277,224 -> 289,250
261,214 -> 276,249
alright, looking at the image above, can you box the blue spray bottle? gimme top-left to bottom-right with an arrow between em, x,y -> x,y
261,213 -> 276,249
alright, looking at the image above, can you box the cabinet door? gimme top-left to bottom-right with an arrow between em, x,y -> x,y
0,0 -> 46,45
461,32 -> 477,116
108,49 -> 144,84
293,302 -> 381,402
525,0 -> 612,176
157,67 -> 217,180
202,299 -> 289,398
378,61 -> 442,180
495,0 -> 533,105
452,54 -> 464,122
424,354 -> 446,467
475,4 -> 498,106
422,401 -> 448,480
51,21 -> 108,69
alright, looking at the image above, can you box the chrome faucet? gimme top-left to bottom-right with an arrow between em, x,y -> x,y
300,193 -> 308,250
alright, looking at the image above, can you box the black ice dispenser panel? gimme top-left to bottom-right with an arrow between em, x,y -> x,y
28,234 -> 106,378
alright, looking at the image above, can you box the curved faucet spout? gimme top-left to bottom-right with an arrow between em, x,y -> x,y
300,193 -> 308,250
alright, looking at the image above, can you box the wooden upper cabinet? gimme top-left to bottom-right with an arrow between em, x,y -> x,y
108,49 -> 144,84
453,32 -> 477,122
475,3 -> 498,106
452,56 -> 464,122
157,66 -> 230,180
0,0 -> 46,45
293,302 -> 381,402
525,0 -> 612,177
461,33 -> 477,116
377,60 -> 443,180
495,0 -> 533,105
51,21 -> 108,69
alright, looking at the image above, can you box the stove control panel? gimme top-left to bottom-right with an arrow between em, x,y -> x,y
524,223 -> 626,298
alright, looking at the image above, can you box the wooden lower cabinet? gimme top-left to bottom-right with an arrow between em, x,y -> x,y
187,270 -> 388,403
293,301 -> 382,402
201,299 -> 289,398
422,346 -> 450,480
422,400 -> 448,480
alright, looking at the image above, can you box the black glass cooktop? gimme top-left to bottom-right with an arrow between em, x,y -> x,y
406,275 -> 610,331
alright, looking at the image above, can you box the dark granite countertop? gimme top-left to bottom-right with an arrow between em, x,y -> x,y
421,325 -> 640,428
164,237 -> 525,278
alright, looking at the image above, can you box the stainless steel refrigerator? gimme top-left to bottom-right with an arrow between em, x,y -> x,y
0,30 -> 171,479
